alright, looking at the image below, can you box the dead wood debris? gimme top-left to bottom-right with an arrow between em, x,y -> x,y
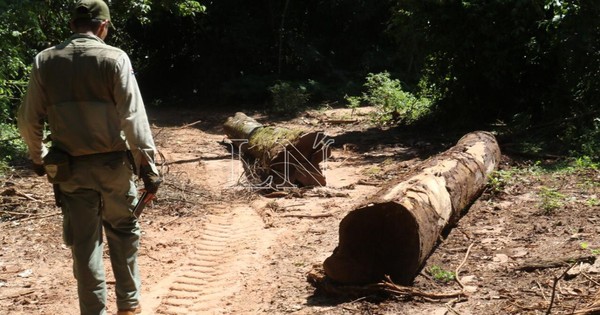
282,212 -> 333,219
0,290 -> 35,301
546,261 -> 579,315
1,187 -> 39,201
517,255 -> 596,272
262,187 -> 349,199
307,268 -> 465,302
256,206 -> 275,228
574,303 -> 600,315
573,273 -> 600,315
323,119 -> 358,125
356,179 -> 380,186
454,242 -> 475,290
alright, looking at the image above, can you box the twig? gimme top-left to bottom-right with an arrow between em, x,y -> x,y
380,275 -> 464,300
582,272 -> 600,286
282,213 -> 333,218
1,208 -> 61,220
18,192 -> 38,202
535,280 -> 548,301
0,290 -> 35,300
455,227 -> 472,240
518,255 -> 596,272
18,212 -> 62,222
164,182 -> 206,196
356,179 -> 380,186
176,120 -> 202,129
546,261 -> 578,315
162,215 -> 181,226
455,243 -> 474,290
281,203 -> 305,208
263,191 -> 290,198
445,300 -> 462,315
0,202 -> 40,207
307,270 -> 464,301
324,119 -> 358,124
163,157 -> 203,166
163,154 -> 231,166
0,209 -> 32,216
145,253 -> 162,262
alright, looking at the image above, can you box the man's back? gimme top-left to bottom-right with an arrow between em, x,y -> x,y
25,34 -> 134,157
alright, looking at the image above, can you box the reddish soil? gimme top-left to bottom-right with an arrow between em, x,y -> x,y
1,107 -> 600,314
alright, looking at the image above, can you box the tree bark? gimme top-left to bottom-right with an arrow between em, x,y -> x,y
323,131 -> 501,285
223,112 -> 331,187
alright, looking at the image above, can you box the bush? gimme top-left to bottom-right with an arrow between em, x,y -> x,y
0,123 -> 27,173
268,81 -> 310,115
345,72 -> 430,125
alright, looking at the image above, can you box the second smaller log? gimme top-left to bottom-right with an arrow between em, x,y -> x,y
224,112 -> 331,188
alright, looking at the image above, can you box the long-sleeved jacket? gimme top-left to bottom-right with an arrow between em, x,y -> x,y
18,34 -> 157,174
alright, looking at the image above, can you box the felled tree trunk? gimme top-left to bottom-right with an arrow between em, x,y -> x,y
323,131 -> 500,285
223,112 -> 331,187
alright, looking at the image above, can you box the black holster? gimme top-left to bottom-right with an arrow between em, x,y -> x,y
53,184 -> 62,207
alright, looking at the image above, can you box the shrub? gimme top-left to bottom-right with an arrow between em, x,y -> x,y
268,81 -> 310,115
427,265 -> 455,283
345,72 -> 430,125
0,123 -> 27,173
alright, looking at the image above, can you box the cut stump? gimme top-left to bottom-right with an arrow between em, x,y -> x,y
323,131 -> 501,285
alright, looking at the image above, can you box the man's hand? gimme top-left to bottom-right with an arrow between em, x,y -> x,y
139,165 -> 162,194
32,163 -> 46,176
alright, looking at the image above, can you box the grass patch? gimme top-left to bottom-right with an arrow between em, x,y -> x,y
427,265 -> 455,283
538,186 -> 565,215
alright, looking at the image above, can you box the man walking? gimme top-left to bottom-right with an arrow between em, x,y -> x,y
18,1 -> 160,314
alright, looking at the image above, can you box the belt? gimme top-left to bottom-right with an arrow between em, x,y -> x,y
70,151 -> 127,161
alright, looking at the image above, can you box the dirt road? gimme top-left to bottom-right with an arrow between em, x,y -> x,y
2,107 -> 600,314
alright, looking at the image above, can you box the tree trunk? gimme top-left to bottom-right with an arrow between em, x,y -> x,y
223,112 -> 331,187
323,131 -> 501,285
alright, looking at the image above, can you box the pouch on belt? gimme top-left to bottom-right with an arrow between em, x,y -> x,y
43,147 -> 72,183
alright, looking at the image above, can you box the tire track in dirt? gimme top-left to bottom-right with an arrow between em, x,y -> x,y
143,205 -> 269,314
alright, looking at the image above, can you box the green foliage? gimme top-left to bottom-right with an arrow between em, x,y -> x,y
390,1 -> 600,157
345,95 -> 361,117
268,81 -> 310,115
536,156 -> 599,175
176,0 -> 206,16
346,72 -> 430,125
538,186 -> 565,215
562,119 -> 600,161
427,265 -> 455,283
0,1 -> 69,125
587,197 -> 600,207
0,0 -> 207,168
580,242 -> 600,256
0,123 -> 26,173
487,169 -> 516,195
569,156 -> 598,171
0,0 -> 207,121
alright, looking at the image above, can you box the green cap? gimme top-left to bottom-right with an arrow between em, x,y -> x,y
72,0 -> 112,26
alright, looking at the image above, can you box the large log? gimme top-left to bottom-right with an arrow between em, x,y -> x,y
224,112 -> 331,187
323,131 -> 500,285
